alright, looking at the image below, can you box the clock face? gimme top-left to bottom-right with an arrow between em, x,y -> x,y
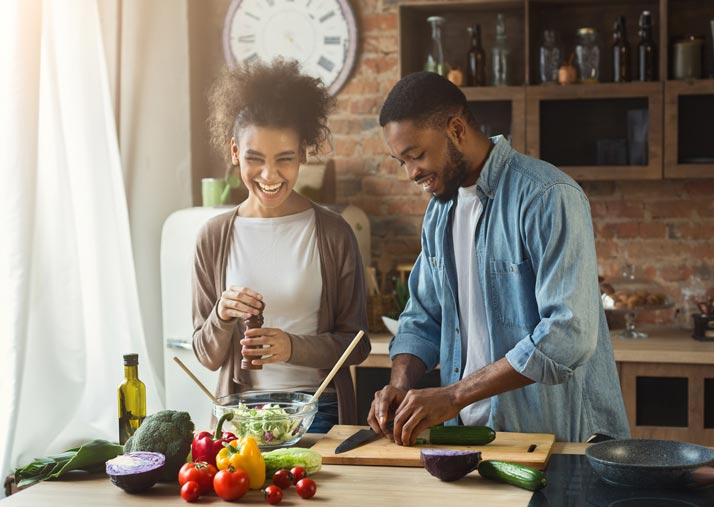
223,0 -> 358,96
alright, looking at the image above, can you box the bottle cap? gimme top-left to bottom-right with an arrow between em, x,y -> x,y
123,353 -> 139,366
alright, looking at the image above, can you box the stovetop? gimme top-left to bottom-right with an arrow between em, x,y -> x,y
528,454 -> 714,507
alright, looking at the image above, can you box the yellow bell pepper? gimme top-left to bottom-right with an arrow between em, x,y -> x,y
216,436 -> 266,490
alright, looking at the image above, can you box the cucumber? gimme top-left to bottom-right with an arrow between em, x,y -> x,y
428,425 -> 496,446
477,460 -> 547,491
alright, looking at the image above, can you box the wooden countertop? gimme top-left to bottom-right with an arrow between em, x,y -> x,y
0,438 -> 587,507
358,326 -> 714,368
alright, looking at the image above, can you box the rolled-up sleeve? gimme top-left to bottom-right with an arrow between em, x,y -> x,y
506,183 -> 600,384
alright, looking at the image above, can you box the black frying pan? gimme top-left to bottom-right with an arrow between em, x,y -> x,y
585,439 -> 714,489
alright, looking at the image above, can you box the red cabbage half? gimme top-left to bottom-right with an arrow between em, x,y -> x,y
420,449 -> 482,482
105,451 -> 166,493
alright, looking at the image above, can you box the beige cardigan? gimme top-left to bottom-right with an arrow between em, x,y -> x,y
191,202 -> 371,425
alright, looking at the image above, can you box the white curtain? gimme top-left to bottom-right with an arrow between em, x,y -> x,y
0,0 -> 163,483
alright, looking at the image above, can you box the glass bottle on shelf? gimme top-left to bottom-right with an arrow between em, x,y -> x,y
466,24 -> 486,86
539,29 -> 561,84
424,16 -> 446,76
574,27 -> 600,83
612,16 -> 630,82
118,353 -> 146,445
492,13 -> 510,86
637,10 -> 657,81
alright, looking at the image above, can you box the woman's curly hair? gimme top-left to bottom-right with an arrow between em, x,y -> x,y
208,59 -> 333,166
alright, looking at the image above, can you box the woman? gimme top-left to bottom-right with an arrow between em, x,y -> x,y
192,59 -> 370,432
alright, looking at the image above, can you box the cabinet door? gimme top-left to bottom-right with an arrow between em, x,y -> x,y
526,83 -> 663,180
664,80 -> 714,178
619,362 -> 714,446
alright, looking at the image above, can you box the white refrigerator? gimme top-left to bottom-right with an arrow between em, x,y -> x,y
160,206 -> 230,429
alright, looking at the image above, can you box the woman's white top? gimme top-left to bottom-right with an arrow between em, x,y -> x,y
225,208 -> 323,391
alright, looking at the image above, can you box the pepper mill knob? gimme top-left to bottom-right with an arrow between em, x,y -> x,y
241,302 -> 264,370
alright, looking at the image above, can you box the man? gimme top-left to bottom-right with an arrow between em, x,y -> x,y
368,72 -> 630,445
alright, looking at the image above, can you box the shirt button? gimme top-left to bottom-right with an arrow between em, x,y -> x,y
455,328 -> 460,334
454,367 -> 459,373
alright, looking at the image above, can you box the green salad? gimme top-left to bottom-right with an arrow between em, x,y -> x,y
229,403 -> 297,445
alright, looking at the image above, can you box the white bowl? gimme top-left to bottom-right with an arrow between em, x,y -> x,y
381,316 -> 399,336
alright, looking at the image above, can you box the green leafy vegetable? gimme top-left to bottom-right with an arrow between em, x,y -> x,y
124,410 -> 194,481
14,439 -> 124,488
262,448 -> 322,477
229,403 -> 293,445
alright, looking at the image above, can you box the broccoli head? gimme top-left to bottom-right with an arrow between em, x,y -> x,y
124,410 -> 194,481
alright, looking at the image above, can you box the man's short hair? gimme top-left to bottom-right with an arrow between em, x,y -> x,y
379,71 -> 476,129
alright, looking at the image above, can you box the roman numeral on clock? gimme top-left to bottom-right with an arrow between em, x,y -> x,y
238,34 -> 256,43
319,11 -> 335,23
318,56 -> 335,72
324,36 -> 341,45
245,53 -> 259,64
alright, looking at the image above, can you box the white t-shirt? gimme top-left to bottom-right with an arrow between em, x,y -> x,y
452,183 -> 491,426
225,208 -> 323,391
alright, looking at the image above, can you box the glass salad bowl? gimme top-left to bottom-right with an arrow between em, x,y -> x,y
600,265 -> 674,339
213,391 -> 317,449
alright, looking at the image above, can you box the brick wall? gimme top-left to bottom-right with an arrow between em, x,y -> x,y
329,0 -> 714,319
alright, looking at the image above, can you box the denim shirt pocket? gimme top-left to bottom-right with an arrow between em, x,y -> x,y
489,258 -> 539,329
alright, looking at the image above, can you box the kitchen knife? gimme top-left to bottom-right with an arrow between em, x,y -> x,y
334,428 -> 382,454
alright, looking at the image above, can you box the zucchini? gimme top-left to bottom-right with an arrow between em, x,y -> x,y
477,460 -> 547,491
428,425 -> 496,446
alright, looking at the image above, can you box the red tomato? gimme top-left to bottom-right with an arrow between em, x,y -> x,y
272,469 -> 293,489
180,480 -> 201,502
263,485 -> 283,505
296,478 -> 317,499
213,469 -> 250,501
290,466 -> 307,484
178,461 -> 217,494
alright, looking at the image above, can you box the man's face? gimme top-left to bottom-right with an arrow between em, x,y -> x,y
384,120 -> 467,203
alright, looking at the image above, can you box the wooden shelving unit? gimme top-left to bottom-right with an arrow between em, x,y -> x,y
398,0 -> 714,180
664,79 -> 714,178
526,82 -> 662,180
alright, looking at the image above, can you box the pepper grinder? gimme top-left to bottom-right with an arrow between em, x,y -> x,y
241,302 -> 264,370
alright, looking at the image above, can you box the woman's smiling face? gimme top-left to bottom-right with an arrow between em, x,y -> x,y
232,125 -> 303,216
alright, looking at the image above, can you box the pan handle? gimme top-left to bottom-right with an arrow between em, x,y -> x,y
691,466 -> 714,487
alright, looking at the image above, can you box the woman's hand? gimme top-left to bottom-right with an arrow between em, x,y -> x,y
217,286 -> 263,321
241,328 -> 292,365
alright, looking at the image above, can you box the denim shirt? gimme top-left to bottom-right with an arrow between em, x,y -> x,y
390,136 -> 630,442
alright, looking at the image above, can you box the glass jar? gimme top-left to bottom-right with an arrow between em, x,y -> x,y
424,16 -> 446,76
575,27 -> 600,83
492,13 -> 510,86
539,29 -> 561,84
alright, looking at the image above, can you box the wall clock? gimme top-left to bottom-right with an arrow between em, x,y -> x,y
223,0 -> 359,96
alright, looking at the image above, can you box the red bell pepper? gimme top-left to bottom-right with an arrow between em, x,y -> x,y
191,412 -> 237,464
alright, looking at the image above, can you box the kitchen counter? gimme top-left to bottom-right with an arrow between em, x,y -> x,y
1,439 -> 586,506
357,326 -> 714,369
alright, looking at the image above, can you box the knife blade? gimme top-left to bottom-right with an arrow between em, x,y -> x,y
334,428 -> 381,454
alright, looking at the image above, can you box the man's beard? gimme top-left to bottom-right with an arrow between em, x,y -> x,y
434,138 -> 468,203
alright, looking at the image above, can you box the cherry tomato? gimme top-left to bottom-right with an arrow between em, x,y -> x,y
296,478 -> 317,499
213,469 -> 250,501
272,469 -> 293,489
180,480 -> 201,502
178,461 -> 217,494
290,466 -> 307,484
263,484 -> 283,505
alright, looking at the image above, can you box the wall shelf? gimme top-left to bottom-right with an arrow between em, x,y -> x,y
398,0 -> 714,180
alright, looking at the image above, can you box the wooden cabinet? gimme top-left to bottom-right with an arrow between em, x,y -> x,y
664,79 -> 714,178
397,0 -> 714,180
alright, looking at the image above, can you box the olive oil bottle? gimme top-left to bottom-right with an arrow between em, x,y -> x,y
118,353 -> 146,445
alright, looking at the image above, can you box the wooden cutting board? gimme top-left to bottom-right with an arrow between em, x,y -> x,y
311,425 -> 555,470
